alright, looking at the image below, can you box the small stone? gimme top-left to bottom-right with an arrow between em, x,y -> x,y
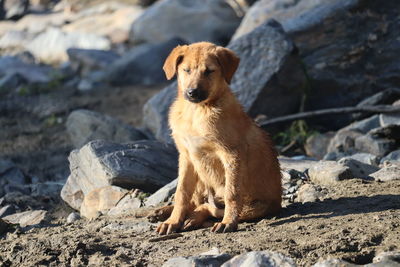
66,212 -> 81,223
297,184 -> 324,203
3,210 -> 47,227
312,258 -> 356,267
369,165 -> 400,182
221,251 -> 296,267
354,134 -> 396,157
338,158 -> 379,179
308,161 -> 353,185
145,179 -> 177,207
163,253 -> 232,267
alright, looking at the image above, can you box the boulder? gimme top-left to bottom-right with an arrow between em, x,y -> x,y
308,161 -> 353,185
143,20 -> 306,142
379,99 -> 400,127
3,210 -> 47,227
0,56 -> 55,90
354,134 -> 396,157
279,157 -> 318,173
2,0 -> 29,20
221,251 -> 296,267
353,88 -> 400,120
369,165 -> 400,182
145,179 -> 177,207
14,12 -> 72,34
346,153 -> 380,166
129,0 -> 241,45
61,140 -> 178,210
232,0 -> 361,39
326,129 -> 364,157
295,1 -> 400,129
163,254 -> 232,267
380,150 -> 400,164
26,27 -> 111,63
305,132 -> 335,159
142,82 -> 177,143
63,6 -> 143,44
105,38 -> 186,86
0,159 -> 28,197
80,186 -> 128,219
66,109 -> 147,148
67,49 -> 120,76
337,158 -> 379,180
369,124 -> 400,140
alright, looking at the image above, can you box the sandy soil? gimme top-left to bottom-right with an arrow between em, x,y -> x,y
0,179 -> 399,266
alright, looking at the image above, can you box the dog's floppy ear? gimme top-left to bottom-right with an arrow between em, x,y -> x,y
215,47 -> 240,84
163,45 -> 187,80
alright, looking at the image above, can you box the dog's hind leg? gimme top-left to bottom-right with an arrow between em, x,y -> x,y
182,203 -> 224,231
239,200 -> 281,222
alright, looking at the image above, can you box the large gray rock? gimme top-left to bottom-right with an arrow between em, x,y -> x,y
0,56 -> 55,91
308,161 -> 353,185
279,157 -> 318,173
130,0 -> 241,45
313,258 -> 356,267
145,178 -> 177,207
221,251 -> 296,267
143,20 -> 306,142
26,28 -> 111,63
233,0 -> 360,39
142,82 -> 177,143
337,158 -> 379,180
296,1 -> 400,129
67,48 -> 120,76
163,254 -> 232,267
380,150 -> 400,164
354,134 -> 396,157
3,210 -> 47,227
66,109 -> 147,148
305,132 -> 335,159
105,38 -> 186,86
346,153 -> 380,166
379,99 -> 400,127
61,140 -> 178,210
0,159 -> 28,197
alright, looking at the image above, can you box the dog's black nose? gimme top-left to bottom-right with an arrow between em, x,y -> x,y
187,88 -> 199,98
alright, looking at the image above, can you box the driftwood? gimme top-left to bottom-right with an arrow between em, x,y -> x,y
257,105 -> 400,127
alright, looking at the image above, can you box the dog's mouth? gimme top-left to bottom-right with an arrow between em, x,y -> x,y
184,89 -> 208,103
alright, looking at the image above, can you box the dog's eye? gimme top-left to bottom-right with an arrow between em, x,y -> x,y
183,68 -> 191,74
204,69 -> 215,76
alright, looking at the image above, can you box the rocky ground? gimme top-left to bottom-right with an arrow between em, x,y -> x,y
0,179 -> 399,266
1,0 -> 400,266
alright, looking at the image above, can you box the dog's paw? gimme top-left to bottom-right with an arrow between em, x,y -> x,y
156,220 -> 181,235
211,221 -> 238,233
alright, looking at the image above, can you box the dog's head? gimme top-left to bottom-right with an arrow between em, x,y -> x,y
163,42 -> 240,104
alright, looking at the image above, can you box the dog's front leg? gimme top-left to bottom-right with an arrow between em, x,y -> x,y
156,153 -> 197,235
212,150 -> 243,233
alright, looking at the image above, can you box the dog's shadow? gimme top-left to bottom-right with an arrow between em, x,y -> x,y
270,194 -> 400,226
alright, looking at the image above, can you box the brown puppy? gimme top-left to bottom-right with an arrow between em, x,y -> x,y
156,42 -> 282,235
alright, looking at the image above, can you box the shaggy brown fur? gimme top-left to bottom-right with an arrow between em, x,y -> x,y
156,42 -> 282,234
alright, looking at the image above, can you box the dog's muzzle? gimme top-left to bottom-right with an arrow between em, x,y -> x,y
185,88 -> 208,103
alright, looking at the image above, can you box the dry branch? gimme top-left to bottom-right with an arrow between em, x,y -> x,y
257,105 -> 400,127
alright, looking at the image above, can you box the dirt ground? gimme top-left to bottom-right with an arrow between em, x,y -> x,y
0,86 -> 399,266
0,179 -> 399,266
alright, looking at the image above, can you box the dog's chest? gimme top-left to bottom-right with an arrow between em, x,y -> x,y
182,135 -> 215,157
